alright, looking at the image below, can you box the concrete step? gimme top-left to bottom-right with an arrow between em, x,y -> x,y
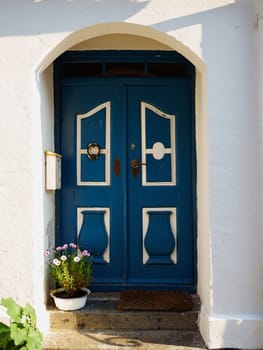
42,329 -> 207,350
43,293 -> 205,349
47,293 -> 200,331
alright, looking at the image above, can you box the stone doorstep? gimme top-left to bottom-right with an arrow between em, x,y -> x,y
43,294 -> 205,350
42,329 -> 207,350
47,293 -> 200,332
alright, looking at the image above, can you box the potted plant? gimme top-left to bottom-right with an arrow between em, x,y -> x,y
45,242 -> 92,311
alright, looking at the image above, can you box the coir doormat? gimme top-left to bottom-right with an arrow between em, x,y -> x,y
117,290 -> 193,312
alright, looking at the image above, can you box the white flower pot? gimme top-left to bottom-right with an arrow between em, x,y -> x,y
50,288 -> 91,311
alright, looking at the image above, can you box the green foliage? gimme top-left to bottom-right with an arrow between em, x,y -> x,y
45,243 -> 92,297
0,297 -> 43,350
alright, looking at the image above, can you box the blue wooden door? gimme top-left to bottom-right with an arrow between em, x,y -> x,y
60,82 -> 195,291
127,85 -> 194,287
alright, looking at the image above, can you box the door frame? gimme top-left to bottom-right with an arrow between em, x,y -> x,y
54,50 -> 197,292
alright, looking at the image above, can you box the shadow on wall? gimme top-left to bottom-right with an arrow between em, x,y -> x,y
0,0 -> 149,36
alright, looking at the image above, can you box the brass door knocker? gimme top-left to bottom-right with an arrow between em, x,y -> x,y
87,142 -> 100,160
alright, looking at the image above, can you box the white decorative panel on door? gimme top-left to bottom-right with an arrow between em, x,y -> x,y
141,102 -> 176,186
77,102 -> 111,186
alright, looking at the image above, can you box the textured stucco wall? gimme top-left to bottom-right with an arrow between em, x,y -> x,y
0,0 -> 262,348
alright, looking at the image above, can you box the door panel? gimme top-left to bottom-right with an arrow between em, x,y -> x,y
77,102 -> 110,185
127,85 -> 194,285
60,82 -> 195,290
61,85 -> 126,284
141,102 -> 176,185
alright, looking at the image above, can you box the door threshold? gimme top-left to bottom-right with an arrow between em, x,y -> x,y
88,291 -> 120,301
46,292 -> 201,313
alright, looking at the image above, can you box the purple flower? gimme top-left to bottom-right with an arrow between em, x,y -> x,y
82,250 -> 90,257
62,244 -> 68,250
56,246 -> 62,251
69,243 -> 77,249
44,250 -> 50,257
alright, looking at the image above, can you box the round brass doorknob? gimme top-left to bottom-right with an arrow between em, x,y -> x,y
131,159 -> 140,169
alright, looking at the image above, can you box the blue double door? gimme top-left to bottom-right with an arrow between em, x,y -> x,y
60,81 -> 195,290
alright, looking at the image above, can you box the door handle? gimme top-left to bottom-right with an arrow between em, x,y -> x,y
131,159 -> 146,178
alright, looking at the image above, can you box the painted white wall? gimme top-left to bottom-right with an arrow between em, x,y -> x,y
0,0 -> 262,348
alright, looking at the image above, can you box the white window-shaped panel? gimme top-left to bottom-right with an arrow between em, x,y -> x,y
77,102 -> 111,186
141,102 -> 176,186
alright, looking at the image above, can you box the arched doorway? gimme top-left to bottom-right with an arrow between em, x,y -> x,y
33,23 -> 209,305
54,50 -> 196,291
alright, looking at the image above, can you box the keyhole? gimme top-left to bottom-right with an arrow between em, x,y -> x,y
130,144 -> 136,150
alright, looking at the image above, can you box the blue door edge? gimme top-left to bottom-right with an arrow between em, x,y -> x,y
87,283 -> 196,293
54,50 -> 197,293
